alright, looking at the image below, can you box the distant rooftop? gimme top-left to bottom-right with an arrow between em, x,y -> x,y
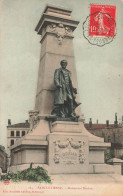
7,122 -> 30,129
84,123 -> 121,130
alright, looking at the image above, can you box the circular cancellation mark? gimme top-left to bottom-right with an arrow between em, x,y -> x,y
83,11 -> 116,47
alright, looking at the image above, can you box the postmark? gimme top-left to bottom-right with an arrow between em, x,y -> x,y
83,4 -> 116,46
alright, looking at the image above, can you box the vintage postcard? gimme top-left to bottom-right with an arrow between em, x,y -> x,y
0,0 -> 123,195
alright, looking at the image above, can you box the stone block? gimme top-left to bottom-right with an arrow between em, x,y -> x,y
51,121 -> 82,133
9,164 -> 49,173
24,149 -> 47,164
47,134 -> 89,174
89,164 -> 114,174
89,150 -> 104,164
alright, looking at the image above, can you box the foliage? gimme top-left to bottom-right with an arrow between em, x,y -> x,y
104,150 -> 114,162
1,165 -> 51,183
119,154 -> 123,160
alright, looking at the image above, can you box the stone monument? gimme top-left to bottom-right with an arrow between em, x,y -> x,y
9,5 -> 114,175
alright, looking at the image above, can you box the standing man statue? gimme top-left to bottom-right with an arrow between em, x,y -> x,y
52,60 -> 81,118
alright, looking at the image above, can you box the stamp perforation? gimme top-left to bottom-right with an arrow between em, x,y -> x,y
83,4 -> 116,46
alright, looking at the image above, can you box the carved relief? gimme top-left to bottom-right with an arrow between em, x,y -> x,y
54,141 -> 60,163
53,138 -> 86,164
29,110 -> 40,131
79,141 -> 86,163
46,23 -> 73,45
47,24 -> 56,33
65,26 -> 73,35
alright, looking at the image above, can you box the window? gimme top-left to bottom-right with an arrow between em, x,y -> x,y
11,131 -> 14,137
16,131 -> 20,137
11,140 -> 14,146
22,131 -> 25,136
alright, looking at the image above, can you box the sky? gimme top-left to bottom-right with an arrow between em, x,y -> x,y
0,0 -> 123,148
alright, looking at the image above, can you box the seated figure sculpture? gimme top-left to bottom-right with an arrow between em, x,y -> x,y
52,60 -> 81,119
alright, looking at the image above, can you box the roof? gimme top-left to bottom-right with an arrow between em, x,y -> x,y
7,122 -> 30,129
84,123 -> 121,130
111,143 -> 123,148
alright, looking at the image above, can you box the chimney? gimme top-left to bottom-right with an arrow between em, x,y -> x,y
106,120 -> 109,128
8,119 -> 11,126
89,118 -> 92,129
25,120 -> 28,123
114,113 -> 118,127
97,119 -> 98,124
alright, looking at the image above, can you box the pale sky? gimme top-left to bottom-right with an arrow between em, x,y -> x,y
0,0 -> 123,148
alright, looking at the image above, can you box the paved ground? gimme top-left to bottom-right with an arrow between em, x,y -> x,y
50,173 -> 123,184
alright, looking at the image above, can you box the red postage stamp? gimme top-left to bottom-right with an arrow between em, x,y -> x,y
83,4 -> 116,46
89,4 -> 116,37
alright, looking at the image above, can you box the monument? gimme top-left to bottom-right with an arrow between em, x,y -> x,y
9,5 -> 114,175
52,59 -> 81,119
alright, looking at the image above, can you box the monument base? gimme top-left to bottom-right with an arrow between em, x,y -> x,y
9,119 -> 114,175
46,120 -> 114,174
47,133 -> 89,174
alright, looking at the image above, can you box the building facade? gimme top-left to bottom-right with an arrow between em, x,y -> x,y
85,120 -> 123,158
0,145 -> 8,173
7,120 -> 30,165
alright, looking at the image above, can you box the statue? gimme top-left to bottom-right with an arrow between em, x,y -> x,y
52,60 -> 81,119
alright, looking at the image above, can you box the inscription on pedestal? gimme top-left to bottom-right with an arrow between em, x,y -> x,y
53,138 -> 86,164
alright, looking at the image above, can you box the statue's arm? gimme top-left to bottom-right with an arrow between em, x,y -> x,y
69,71 -> 77,93
54,69 -> 61,88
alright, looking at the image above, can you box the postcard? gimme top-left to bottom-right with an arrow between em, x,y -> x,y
0,0 -> 123,195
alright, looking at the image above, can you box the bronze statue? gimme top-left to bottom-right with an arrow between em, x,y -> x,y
52,60 -> 81,119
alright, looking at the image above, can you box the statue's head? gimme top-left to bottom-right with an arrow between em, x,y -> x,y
60,60 -> 67,69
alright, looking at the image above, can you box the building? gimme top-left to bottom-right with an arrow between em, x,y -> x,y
0,145 -> 8,173
84,116 -> 123,158
7,119 -> 30,165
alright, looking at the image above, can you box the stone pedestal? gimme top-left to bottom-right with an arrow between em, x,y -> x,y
51,121 -> 82,133
47,133 -> 89,174
107,158 -> 123,175
46,120 -> 114,174
9,118 -> 114,174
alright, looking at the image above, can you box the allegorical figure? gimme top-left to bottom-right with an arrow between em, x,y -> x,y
52,60 -> 81,118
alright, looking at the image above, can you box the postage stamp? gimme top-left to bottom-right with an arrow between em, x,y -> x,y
83,4 -> 116,46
